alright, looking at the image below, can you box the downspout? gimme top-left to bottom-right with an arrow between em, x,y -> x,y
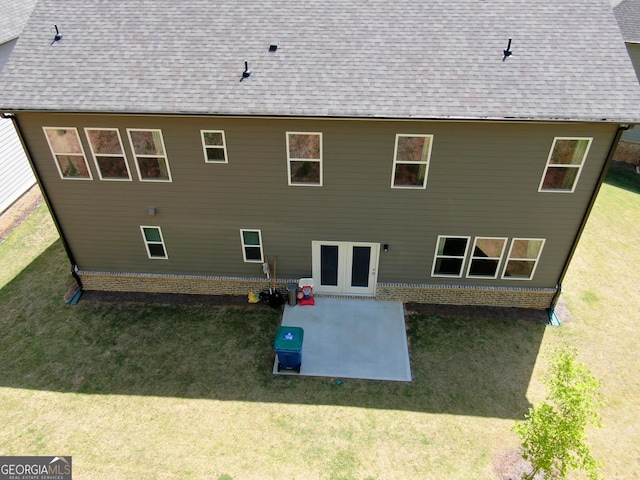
2,112 -> 83,292
548,123 -> 630,323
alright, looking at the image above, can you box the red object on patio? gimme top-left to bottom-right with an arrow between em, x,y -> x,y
298,279 -> 315,306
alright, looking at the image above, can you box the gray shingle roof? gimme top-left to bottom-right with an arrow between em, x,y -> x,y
0,0 -> 38,45
614,0 -> 640,43
1,0 -> 640,122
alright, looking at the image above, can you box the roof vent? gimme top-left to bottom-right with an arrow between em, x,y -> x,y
502,38 -> 513,61
51,25 -> 62,45
269,42 -> 278,52
240,61 -> 252,81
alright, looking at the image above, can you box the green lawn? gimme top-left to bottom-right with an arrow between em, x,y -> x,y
0,163 -> 639,479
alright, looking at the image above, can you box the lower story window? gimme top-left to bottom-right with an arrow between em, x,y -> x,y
501,238 -> 545,280
432,236 -> 470,277
240,229 -> 264,262
466,237 -> 508,279
140,226 -> 168,259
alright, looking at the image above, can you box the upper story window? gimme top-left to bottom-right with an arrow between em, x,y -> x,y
501,238 -> 545,280
201,130 -> 228,163
85,128 -> 132,181
391,134 -> 433,189
126,129 -> 172,182
432,235 -> 470,278
286,132 -> 322,186
538,137 -> 591,193
466,237 -> 508,279
140,226 -> 168,259
43,127 -> 92,180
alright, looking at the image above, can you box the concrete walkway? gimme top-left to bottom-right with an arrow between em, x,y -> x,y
273,297 -> 412,382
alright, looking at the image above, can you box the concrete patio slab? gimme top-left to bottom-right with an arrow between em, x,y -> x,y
273,298 -> 412,382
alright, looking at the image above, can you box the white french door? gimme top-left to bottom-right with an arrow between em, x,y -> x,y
311,241 -> 380,296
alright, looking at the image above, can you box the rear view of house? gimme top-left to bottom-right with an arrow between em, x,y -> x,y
1,0 -> 639,309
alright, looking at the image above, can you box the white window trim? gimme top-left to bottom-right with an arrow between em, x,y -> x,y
240,229 -> 264,263
84,128 -> 132,181
140,226 -> 168,259
538,137 -> 592,193
200,130 -> 228,164
465,237 -> 508,279
126,128 -> 173,182
43,127 -> 93,180
501,238 -> 546,280
286,131 -> 323,187
431,235 -> 471,278
391,133 -> 433,189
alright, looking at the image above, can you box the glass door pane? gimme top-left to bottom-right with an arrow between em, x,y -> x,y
351,246 -> 371,287
320,245 -> 339,286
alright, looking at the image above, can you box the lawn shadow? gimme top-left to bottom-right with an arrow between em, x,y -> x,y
0,240 -> 546,419
605,161 -> 640,195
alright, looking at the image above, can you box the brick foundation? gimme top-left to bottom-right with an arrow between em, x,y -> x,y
77,271 -> 555,309
376,282 -> 555,309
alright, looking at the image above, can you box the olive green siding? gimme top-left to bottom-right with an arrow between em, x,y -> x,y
16,113 -> 618,297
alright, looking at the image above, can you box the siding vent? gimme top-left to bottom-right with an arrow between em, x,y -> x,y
51,25 -> 62,45
502,38 -> 513,61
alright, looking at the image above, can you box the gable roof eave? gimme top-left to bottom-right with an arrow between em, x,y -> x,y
3,105 -> 640,126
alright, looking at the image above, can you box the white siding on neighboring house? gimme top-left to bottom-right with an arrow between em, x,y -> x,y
613,0 -> 640,142
621,43 -> 640,142
0,38 -> 17,70
622,123 -> 640,143
0,117 -> 35,214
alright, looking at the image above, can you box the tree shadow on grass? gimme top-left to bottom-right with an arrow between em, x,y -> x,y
0,240 -> 546,419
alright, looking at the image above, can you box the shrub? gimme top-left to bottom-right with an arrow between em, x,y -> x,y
513,348 -> 603,480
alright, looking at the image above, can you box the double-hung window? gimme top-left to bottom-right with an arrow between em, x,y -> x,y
538,137 -> 591,192
201,130 -> 228,163
43,127 -> 92,180
240,229 -> 264,262
140,226 -> 168,259
432,236 -> 470,277
466,237 -> 508,279
501,238 -> 545,280
85,128 -> 132,180
391,134 -> 433,188
286,132 -> 322,186
127,129 -> 172,182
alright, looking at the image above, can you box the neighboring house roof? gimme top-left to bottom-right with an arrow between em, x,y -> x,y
1,0 -> 640,122
614,0 -> 640,43
0,0 -> 38,45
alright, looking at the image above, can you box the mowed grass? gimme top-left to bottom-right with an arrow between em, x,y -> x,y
0,163 -> 639,479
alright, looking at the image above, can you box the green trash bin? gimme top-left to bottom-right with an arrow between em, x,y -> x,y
274,326 -> 304,373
